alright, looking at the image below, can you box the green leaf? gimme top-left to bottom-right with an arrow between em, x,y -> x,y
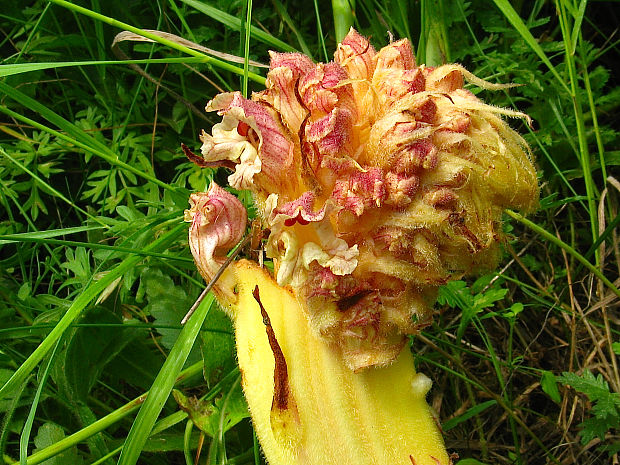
559,371 -> 620,443
559,371 -> 619,405
173,384 -> 249,438
75,403 -> 111,463
17,282 -> 31,301
141,430 -> 201,452
52,308 -> 139,401
540,371 -> 562,403
200,307 -> 235,387
33,423 -> 83,465
117,292 -> 215,465
104,339 -> 165,392
472,288 -> 508,311
579,416 -> 617,445
437,280 -> 470,308
141,268 -> 195,353
455,459 -> 491,465
442,400 -> 497,431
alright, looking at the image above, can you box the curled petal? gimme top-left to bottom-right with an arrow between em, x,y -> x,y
334,29 -> 378,120
299,62 -> 354,114
374,68 -> 426,108
298,63 -> 358,173
371,40 -> 422,108
185,183 -> 247,302
199,120 -> 261,190
331,167 -> 386,216
365,108 -> 437,172
393,139 -> 438,173
272,191 -> 326,226
305,108 -> 354,160
261,52 -> 315,134
435,107 -> 471,134
384,172 -> 419,208
261,66 -> 308,134
203,92 -> 294,192
300,241 -> 358,277
311,218 -> 359,275
268,51 -> 315,75
264,192 -> 358,286
374,38 -> 416,71
424,187 -> 458,209
320,154 -> 364,175
425,65 -> 464,92
272,230 -> 301,286
334,28 -> 376,80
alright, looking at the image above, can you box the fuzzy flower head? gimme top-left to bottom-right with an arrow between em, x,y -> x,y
189,29 -> 538,371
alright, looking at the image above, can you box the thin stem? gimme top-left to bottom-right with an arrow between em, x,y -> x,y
314,0 -> 328,61
556,0 -> 599,263
181,234 -> 251,324
47,0 -> 266,85
242,0 -> 253,98
505,210 -> 620,299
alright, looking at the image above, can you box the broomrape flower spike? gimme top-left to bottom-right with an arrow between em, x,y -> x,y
184,28 -> 538,465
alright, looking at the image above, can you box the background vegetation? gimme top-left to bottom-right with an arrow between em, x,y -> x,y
0,1 -> 618,464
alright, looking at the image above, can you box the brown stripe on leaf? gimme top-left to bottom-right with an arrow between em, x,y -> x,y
252,285 -> 290,411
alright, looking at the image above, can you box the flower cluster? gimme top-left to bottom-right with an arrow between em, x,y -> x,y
187,29 -> 538,371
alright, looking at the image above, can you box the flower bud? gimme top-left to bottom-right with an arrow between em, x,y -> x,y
184,183 -> 247,305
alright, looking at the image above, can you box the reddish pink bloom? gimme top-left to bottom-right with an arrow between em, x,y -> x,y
185,183 -> 247,302
187,28 -> 538,370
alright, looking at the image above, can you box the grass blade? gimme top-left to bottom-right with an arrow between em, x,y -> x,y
490,0 -> 570,94
314,0 -> 328,61
556,0 -> 599,260
0,226 -> 104,243
117,293 -> 215,465
332,0 -> 355,43
0,223 -> 187,400
0,57 -> 221,77
0,234 -> 193,263
178,0 -> 295,53
47,0 -> 266,85
241,0 -> 253,98
443,400 -> 497,431
19,338 -> 63,465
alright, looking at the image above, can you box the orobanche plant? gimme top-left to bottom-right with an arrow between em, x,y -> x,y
184,29 -> 538,465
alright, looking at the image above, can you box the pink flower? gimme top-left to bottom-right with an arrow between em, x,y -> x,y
200,92 -> 294,193
185,183 -> 247,303
187,28 -> 538,370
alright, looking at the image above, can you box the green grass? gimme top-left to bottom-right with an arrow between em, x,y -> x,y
1,1 -> 618,464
